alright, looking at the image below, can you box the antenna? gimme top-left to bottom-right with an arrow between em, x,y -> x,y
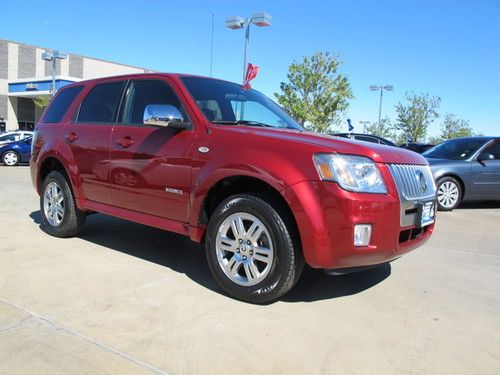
210,13 -> 215,77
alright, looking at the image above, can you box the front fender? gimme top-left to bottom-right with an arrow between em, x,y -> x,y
188,152 -> 309,228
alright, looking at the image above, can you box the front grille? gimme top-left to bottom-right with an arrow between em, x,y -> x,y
388,164 -> 436,201
388,164 -> 437,227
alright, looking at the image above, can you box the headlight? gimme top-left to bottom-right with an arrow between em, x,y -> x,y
313,153 -> 387,193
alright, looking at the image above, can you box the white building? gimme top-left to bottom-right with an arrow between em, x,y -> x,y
0,39 -> 153,132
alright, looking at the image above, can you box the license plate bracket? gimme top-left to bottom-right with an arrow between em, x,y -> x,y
416,201 -> 435,228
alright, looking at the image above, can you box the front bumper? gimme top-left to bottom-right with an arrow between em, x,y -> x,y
282,177 -> 434,269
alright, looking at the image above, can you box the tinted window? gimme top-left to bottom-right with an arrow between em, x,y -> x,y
121,80 -> 186,125
78,82 -> 124,123
0,134 -> 17,142
423,138 -> 487,160
484,141 -> 500,159
43,86 -> 83,123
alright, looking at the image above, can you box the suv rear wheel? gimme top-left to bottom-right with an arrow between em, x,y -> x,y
40,171 -> 86,237
205,194 -> 304,304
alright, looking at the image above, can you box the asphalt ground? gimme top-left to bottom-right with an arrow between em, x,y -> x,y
1,166 -> 499,374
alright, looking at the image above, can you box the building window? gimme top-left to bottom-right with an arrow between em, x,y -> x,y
18,121 -> 35,131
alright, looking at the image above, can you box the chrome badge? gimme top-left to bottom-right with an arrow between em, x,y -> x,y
416,170 -> 427,193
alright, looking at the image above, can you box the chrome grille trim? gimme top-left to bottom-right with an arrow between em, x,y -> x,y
388,164 -> 437,227
388,164 -> 436,201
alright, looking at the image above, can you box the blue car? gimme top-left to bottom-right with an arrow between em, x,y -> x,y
424,136 -> 500,211
0,137 -> 32,166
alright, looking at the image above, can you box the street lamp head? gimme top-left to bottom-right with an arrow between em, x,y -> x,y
41,52 -> 53,61
53,51 -> 68,60
384,85 -> 394,91
41,51 -> 68,61
369,85 -> 380,91
251,12 -> 272,27
225,15 -> 246,29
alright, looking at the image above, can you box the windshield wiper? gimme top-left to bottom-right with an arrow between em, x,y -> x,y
212,120 -> 274,128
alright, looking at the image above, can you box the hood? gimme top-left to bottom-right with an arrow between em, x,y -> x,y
215,126 -> 428,165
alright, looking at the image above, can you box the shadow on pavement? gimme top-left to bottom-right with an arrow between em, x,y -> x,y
458,201 -> 500,209
29,210 -> 390,303
282,263 -> 391,303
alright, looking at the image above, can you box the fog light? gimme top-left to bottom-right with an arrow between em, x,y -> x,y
354,224 -> 372,247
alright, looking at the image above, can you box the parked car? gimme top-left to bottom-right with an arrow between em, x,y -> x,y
423,136 -> 500,211
334,133 -> 397,146
0,137 -> 32,166
400,142 -> 435,154
31,73 -> 436,303
0,131 -> 34,147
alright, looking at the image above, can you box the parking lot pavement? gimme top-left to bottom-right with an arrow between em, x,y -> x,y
0,166 -> 499,375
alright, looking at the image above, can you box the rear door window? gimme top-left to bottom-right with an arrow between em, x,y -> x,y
77,81 -> 125,123
43,85 -> 83,123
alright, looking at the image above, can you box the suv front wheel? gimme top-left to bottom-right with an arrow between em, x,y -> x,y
205,194 -> 304,304
40,171 -> 86,237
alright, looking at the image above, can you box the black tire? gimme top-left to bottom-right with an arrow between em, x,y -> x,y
40,170 -> 86,237
205,194 -> 304,304
436,176 -> 462,211
2,150 -> 20,166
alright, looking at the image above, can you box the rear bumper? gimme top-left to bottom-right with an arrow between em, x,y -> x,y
282,180 -> 434,269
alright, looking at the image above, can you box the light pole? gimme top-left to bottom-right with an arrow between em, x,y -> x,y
42,50 -> 67,96
359,120 -> 370,133
225,13 -> 271,83
369,84 -> 393,126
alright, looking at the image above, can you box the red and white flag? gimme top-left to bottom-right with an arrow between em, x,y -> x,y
243,63 -> 259,90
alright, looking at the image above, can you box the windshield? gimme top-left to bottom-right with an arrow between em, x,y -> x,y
423,138 -> 487,160
181,77 -> 304,131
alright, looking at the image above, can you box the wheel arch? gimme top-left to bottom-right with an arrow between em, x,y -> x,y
196,175 -> 301,246
38,156 -> 80,202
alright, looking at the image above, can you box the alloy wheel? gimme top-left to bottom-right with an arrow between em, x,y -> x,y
437,181 -> 459,209
43,181 -> 65,227
215,212 -> 274,287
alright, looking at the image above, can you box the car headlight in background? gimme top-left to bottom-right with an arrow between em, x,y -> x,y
313,153 -> 387,193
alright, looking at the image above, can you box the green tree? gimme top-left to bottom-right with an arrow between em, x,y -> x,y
33,95 -> 51,110
440,113 -> 474,139
365,117 -> 395,140
394,92 -> 441,142
275,51 -> 353,133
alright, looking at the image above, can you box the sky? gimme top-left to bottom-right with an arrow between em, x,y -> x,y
2,0 -> 499,138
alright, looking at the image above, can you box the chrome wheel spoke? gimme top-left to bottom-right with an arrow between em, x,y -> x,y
231,216 -> 245,237
253,246 -> 272,264
247,221 -> 264,243
243,262 -> 259,282
218,236 -> 237,253
225,256 -> 241,276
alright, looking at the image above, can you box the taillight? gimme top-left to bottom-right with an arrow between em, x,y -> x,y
31,129 -> 39,155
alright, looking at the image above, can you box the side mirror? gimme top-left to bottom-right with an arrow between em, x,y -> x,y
143,104 -> 191,130
477,152 -> 494,162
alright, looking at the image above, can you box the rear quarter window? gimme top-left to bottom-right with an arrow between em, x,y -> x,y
43,85 -> 83,123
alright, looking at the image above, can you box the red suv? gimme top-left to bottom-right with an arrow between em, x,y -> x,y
31,74 -> 436,303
